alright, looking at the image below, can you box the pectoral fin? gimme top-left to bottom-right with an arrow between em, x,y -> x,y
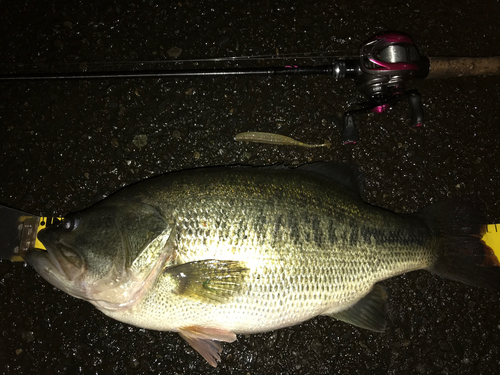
165,259 -> 249,303
178,326 -> 237,367
325,284 -> 388,332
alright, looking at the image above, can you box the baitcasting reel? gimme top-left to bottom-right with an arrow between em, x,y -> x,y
333,32 -> 427,144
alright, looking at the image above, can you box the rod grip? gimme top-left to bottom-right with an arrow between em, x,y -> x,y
426,56 -> 500,79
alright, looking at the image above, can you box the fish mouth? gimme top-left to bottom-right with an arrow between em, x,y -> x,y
25,231 -> 87,300
24,238 -> 141,310
25,247 -> 87,301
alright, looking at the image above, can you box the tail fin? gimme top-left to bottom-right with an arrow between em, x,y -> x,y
418,196 -> 500,290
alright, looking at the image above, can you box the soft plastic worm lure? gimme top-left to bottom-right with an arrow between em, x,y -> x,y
235,132 -> 331,148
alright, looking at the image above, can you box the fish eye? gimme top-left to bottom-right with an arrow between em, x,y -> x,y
63,217 -> 80,232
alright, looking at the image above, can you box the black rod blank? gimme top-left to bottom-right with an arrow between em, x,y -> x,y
0,65 -> 336,81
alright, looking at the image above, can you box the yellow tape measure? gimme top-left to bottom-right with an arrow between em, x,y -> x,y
483,224 -> 500,259
7,216 -> 62,262
34,216 -> 63,251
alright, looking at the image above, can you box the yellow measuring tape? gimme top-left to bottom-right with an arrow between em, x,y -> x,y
33,217 -> 59,250
483,224 -> 500,259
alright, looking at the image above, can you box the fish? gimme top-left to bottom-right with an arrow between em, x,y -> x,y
24,163 -> 500,367
235,131 -> 332,148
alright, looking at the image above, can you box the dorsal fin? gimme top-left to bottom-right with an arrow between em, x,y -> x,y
297,162 -> 365,196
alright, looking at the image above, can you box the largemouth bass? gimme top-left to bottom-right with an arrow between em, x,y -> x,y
25,163 -> 500,367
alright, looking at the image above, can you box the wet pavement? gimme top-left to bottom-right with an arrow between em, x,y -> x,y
1,0 -> 499,374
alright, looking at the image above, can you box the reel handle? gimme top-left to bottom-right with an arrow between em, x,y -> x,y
341,114 -> 359,145
408,91 -> 424,128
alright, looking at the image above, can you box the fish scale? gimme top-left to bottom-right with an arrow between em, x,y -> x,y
27,163 -> 499,367
105,173 -> 435,333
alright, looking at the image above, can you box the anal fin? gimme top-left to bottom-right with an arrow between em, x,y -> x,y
178,326 -> 237,367
324,284 -> 388,332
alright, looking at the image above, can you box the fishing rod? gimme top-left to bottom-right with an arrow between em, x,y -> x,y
2,32 -> 500,144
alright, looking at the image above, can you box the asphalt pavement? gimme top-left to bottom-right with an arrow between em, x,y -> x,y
1,1 -> 499,374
